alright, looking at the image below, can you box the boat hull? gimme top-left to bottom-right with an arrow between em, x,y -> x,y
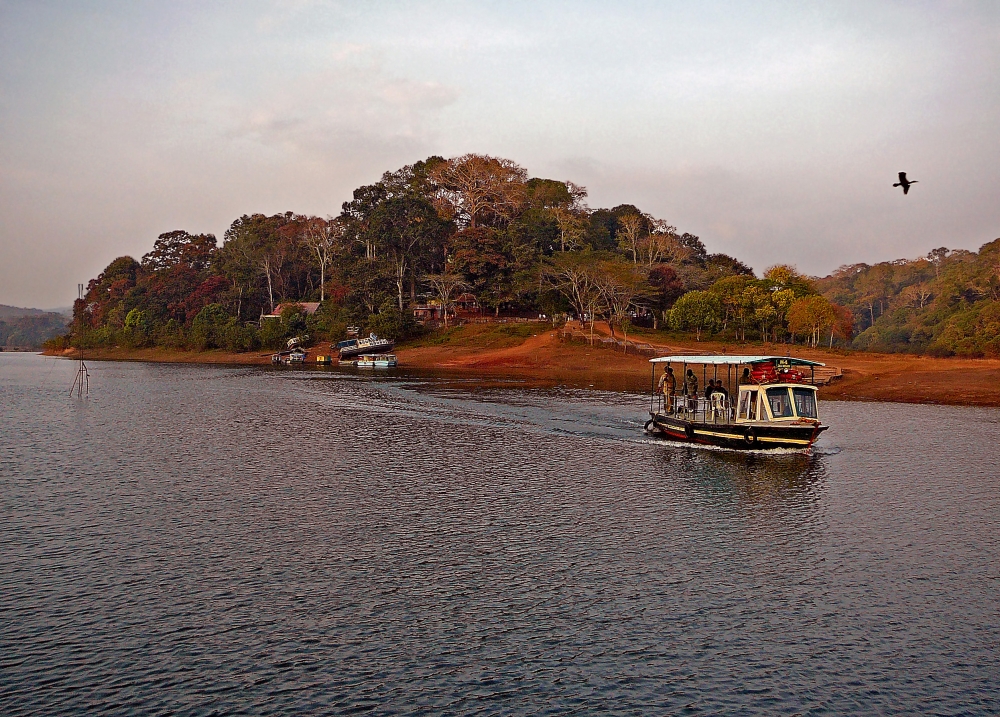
338,339 -> 395,358
649,413 -> 826,450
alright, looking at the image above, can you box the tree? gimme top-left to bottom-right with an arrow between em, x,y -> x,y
542,252 -> 608,342
596,262 -> 647,349
141,231 -> 217,272
552,206 -> 587,252
370,195 -> 449,311
616,213 -> 646,264
450,226 -> 512,315
640,219 -> 683,267
709,275 -> 754,335
787,295 -> 838,347
927,247 -> 950,279
647,264 -> 685,327
301,217 -> 345,303
430,154 -> 528,228
218,213 -> 303,319
423,271 -> 468,327
670,291 -> 721,341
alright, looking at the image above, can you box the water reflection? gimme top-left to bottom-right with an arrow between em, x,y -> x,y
653,443 -> 823,506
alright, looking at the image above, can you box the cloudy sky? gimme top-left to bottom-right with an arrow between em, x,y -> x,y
2,0 -> 998,308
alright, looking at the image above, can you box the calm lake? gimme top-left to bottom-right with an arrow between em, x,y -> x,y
2,352 -> 999,715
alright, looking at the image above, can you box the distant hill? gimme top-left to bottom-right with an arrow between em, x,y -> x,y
0,304 -> 50,319
0,306 -> 70,349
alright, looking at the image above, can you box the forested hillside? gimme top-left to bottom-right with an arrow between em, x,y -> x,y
817,242 -> 1000,356
62,154 -> 999,357
1,312 -> 69,349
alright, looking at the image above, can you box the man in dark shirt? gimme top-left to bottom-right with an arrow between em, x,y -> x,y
684,369 -> 698,412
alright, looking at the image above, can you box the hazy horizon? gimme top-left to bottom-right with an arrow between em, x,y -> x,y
2,1 -> 999,309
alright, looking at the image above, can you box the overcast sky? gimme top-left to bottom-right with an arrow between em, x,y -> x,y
2,1 -> 998,308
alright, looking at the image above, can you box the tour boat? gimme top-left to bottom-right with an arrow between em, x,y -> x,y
646,355 -> 828,450
335,333 -> 395,359
355,353 -> 398,368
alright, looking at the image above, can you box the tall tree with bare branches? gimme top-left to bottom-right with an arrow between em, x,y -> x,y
616,213 -> 646,264
301,216 -> 345,303
430,154 -> 528,228
423,270 -> 469,327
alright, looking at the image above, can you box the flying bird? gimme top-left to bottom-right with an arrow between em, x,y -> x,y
893,172 -> 917,195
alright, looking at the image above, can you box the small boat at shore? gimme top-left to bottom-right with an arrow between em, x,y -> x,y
335,333 -> 394,359
271,347 -> 307,365
354,353 -> 397,368
645,355 -> 828,450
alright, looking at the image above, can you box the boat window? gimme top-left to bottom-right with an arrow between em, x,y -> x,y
792,387 -> 818,418
738,389 -> 758,421
766,387 -> 794,418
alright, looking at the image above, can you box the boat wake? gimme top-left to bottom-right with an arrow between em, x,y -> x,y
633,433 -> 817,455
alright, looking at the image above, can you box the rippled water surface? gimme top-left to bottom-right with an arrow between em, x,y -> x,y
2,353 -> 999,715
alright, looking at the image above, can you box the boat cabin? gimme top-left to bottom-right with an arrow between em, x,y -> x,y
735,383 -> 819,424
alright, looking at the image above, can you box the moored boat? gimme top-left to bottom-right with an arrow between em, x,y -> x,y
271,347 -> 308,365
355,353 -> 398,368
646,355 -> 828,450
335,333 -> 394,359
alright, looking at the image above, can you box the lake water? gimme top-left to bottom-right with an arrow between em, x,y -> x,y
2,352 -> 999,715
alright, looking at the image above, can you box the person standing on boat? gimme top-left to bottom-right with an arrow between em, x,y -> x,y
739,367 -> 752,385
658,366 -> 677,413
684,369 -> 698,412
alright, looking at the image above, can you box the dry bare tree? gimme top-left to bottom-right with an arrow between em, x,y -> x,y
423,270 -> 469,327
430,154 -> 528,228
616,213 -> 646,264
640,218 -> 682,266
543,254 -> 604,343
301,216 -> 345,303
596,262 -> 648,349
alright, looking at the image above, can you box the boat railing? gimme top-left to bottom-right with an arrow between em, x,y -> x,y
656,394 -> 735,424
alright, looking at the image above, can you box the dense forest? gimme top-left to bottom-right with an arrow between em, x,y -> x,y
59,154 -> 1000,357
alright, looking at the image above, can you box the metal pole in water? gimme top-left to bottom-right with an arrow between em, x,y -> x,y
70,282 -> 90,399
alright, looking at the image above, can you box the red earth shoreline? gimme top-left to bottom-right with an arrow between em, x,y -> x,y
44,327 -> 1000,406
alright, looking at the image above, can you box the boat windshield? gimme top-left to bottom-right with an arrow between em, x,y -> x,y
766,387 -> 794,418
792,387 -> 818,418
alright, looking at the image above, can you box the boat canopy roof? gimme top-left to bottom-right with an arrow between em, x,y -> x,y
649,354 -> 825,367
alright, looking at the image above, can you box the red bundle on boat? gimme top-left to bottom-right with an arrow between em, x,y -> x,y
777,369 -> 804,383
750,362 -> 777,383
